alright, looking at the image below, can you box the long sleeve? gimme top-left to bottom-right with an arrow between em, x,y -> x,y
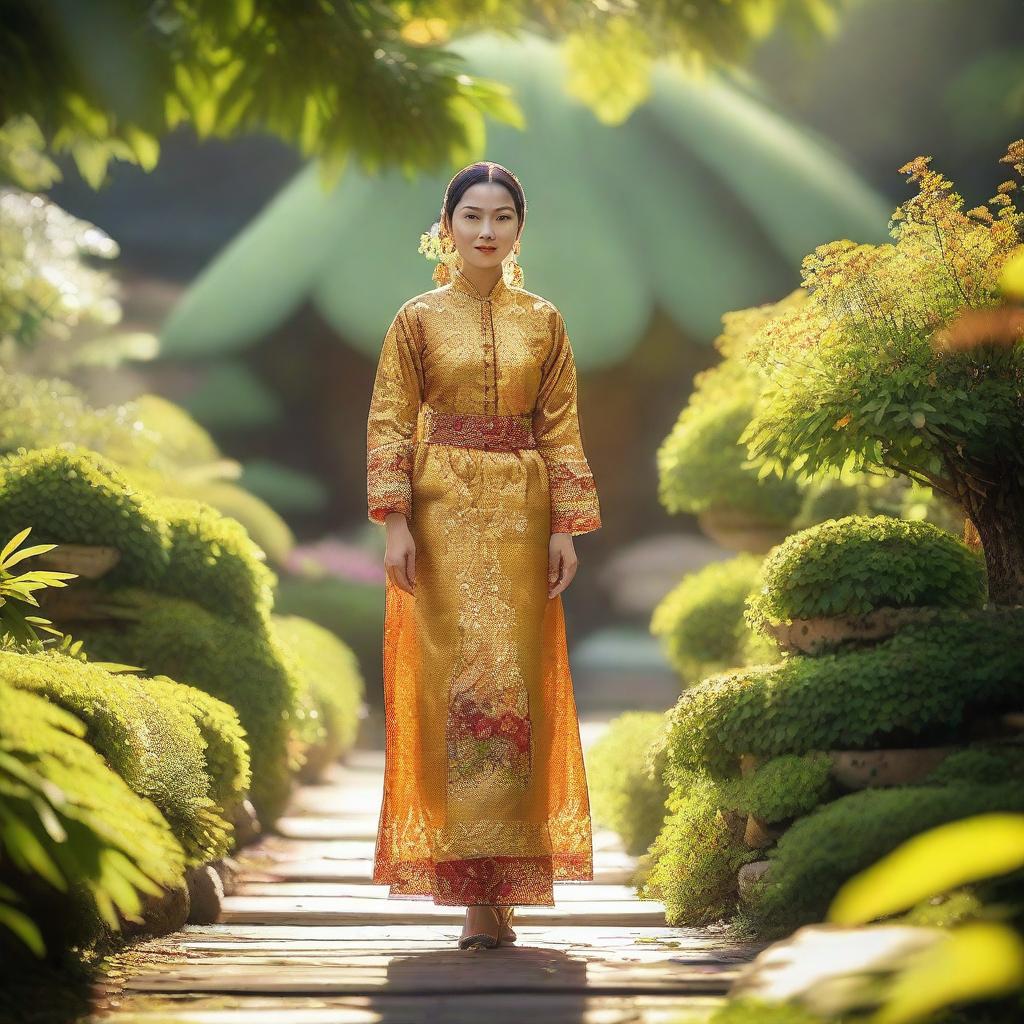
367,304 -> 423,525
532,310 -> 602,536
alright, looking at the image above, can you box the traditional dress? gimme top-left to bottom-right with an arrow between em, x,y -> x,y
366,264 -> 602,906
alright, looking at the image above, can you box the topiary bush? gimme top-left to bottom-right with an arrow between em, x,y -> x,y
666,607 -> 1024,778
719,753 -> 834,824
0,677 -> 184,958
638,767 -> 760,925
74,589 -> 302,823
145,675 -> 252,820
923,743 -> 1024,786
0,446 -> 170,588
150,494 -> 276,631
744,514 -> 987,632
0,446 -> 278,632
271,614 -> 365,779
586,711 -> 672,856
650,554 -> 777,684
2,648 -> 231,867
744,781 -> 1024,940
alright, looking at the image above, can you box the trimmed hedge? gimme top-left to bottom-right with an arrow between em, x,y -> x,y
145,675 -> 251,818
0,677 -> 184,957
2,649 -> 231,867
744,781 -> 1024,940
0,445 -> 277,631
271,614 -> 365,778
744,514 -> 987,631
0,446 -> 169,588
666,607 -> 1024,777
586,711 -> 671,856
638,767 -> 759,925
650,554 -> 777,684
719,753 -> 834,824
75,589 -> 302,823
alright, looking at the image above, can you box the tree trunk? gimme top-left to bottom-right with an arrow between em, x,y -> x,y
958,474 -> 1024,606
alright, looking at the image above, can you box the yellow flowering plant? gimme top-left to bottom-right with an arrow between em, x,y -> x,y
738,140 -> 1024,605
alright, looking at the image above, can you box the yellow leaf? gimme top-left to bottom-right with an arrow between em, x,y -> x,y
829,813 -> 1024,925
873,922 -> 1024,1024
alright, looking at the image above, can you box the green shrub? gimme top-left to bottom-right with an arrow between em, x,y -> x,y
0,446 -> 170,588
150,494 -> 276,631
2,648 -> 230,866
650,554 -> 776,683
719,753 -> 834,824
75,589 -> 301,823
924,744 -> 1024,786
0,446 -> 277,631
0,678 -> 184,957
145,675 -> 251,817
745,782 -> 1024,940
586,711 -> 671,856
271,614 -> 365,777
657,380 -> 804,524
744,514 -> 987,631
666,607 -> 1024,777
638,768 -> 759,925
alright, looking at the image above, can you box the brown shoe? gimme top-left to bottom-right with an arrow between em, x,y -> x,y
458,904 -> 502,949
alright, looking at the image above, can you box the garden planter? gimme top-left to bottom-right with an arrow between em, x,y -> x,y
34,543 -> 121,578
230,797 -> 262,848
122,883 -> 189,938
829,747 -> 957,790
696,507 -> 791,554
765,606 -> 949,655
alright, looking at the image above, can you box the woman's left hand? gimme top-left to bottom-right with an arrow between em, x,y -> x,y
548,533 -> 578,598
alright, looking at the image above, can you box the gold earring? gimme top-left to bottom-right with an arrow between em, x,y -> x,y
504,238 -> 524,288
432,224 -> 462,286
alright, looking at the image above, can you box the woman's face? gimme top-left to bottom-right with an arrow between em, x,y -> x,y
448,182 -> 520,271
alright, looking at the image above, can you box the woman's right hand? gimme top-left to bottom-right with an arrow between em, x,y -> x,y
384,512 -> 416,595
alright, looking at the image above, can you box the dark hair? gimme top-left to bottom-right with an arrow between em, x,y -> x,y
441,162 -> 526,236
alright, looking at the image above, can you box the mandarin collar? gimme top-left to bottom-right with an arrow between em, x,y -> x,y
450,265 -> 511,304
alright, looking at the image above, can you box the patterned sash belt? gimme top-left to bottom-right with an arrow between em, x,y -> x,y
423,406 -> 536,451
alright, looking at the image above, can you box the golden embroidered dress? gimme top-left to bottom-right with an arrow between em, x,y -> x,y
366,265 -> 602,906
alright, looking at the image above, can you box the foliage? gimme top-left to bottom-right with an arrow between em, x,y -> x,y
737,142 -> 1024,603
144,675 -> 251,819
719,753 -> 834,825
651,554 -> 777,684
826,814 -> 1024,1024
586,711 -> 671,856
0,445 -> 278,628
74,589 -> 302,824
0,446 -> 171,588
0,3 -> 844,190
2,648 -> 231,867
744,514 -> 987,631
0,375 -> 294,563
657,296 -> 808,523
638,767 -> 759,926
0,679 -> 184,957
925,744 -> 1024,786
0,526 -> 77,646
271,614 -> 365,777
744,782 -> 1024,940
149,494 -> 276,632
665,606 -> 1024,778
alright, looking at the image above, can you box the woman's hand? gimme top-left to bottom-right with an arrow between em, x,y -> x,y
548,533 -> 578,598
384,512 -> 416,595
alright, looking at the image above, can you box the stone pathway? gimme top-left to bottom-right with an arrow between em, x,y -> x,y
90,715 -> 764,1023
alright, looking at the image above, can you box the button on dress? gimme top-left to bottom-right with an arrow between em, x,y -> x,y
366,264 -> 601,906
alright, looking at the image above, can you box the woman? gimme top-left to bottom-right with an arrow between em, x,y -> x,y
366,161 -> 602,950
